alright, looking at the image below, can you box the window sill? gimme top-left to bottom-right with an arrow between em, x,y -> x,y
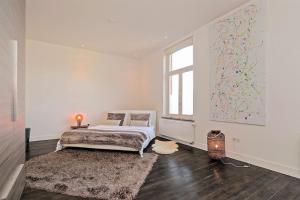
161,116 -> 195,122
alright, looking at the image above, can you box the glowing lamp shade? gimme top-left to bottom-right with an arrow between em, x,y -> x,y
207,130 -> 225,160
75,114 -> 83,126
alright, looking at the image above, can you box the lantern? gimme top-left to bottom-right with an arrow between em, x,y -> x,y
207,130 -> 225,160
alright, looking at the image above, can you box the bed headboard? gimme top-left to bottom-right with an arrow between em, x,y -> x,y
107,110 -> 156,128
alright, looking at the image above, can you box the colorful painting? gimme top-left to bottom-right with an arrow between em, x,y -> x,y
209,1 -> 265,125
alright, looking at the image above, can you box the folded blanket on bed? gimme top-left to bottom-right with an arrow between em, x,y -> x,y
59,129 -> 147,151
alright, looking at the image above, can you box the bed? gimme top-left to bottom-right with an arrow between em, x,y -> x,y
56,110 -> 156,157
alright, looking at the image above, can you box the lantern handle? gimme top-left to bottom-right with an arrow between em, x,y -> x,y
208,132 -> 222,138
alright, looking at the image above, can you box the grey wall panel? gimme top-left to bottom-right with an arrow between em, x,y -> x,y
0,0 -> 25,198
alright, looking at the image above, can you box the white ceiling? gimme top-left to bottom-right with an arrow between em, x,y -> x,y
26,0 -> 249,59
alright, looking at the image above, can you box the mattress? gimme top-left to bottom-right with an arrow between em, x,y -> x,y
56,125 -> 156,157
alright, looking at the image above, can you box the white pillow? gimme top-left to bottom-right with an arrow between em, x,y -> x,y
129,120 -> 149,127
104,119 -> 121,126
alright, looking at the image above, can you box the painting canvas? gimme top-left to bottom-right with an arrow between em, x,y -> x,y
209,0 -> 265,125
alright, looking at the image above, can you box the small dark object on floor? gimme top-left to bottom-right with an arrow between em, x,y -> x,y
25,128 -> 31,151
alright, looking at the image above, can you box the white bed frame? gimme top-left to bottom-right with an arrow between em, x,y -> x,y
61,144 -> 138,153
57,110 -> 156,157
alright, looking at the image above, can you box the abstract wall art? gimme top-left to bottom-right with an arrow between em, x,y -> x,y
209,0 -> 265,125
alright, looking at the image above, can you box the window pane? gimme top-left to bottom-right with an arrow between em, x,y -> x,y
169,74 -> 179,114
182,71 -> 193,115
170,45 -> 193,71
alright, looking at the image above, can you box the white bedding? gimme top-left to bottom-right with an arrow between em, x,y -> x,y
56,125 -> 156,157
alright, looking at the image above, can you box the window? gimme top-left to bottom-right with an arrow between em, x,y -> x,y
164,38 -> 194,119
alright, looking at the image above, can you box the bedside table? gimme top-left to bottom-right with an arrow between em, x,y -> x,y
71,124 -> 90,129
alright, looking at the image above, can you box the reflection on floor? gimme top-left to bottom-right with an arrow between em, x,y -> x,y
22,138 -> 300,200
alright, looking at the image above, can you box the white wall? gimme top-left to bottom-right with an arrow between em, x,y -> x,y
139,0 -> 300,178
26,40 -> 142,141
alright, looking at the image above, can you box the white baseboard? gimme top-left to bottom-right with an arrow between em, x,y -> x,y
159,134 -> 300,179
30,134 -> 60,142
226,149 -> 300,179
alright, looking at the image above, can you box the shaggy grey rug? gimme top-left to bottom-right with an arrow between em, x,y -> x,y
25,149 -> 158,200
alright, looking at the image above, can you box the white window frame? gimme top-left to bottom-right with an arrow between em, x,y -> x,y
163,38 -> 194,120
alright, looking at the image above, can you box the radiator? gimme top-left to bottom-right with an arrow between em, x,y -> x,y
159,118 -> 195,144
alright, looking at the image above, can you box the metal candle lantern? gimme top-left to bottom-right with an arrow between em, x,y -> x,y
207,130 -> 225,160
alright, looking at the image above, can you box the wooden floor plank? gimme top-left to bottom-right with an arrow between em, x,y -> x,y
270,178 -> 300,200
21,138 -> 300,200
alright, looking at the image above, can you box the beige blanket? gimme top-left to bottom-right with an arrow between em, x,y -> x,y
60,129 -> 147,151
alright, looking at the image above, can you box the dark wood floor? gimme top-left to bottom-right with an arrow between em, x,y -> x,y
22,139 -> 300,200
